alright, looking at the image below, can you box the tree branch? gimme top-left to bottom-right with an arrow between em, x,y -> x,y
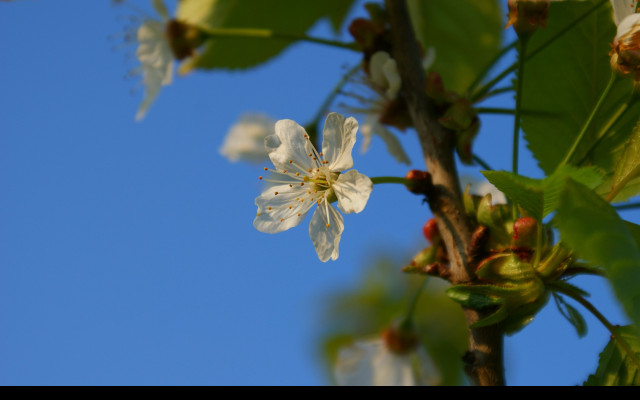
384,0 -> 505,386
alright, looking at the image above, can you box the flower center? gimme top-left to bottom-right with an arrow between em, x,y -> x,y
257,139 -> 340,228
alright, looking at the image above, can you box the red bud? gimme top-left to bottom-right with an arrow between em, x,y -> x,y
512,217 -> 538,248
404,170 -> 431,195
422,219 -> 440,243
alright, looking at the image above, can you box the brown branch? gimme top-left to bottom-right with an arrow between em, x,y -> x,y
384,0 -> 505,386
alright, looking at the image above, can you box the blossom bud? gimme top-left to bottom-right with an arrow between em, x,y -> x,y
512,217 -> 538,248
404,170 -> 432,195
506,0 -> 550,37
422,219 -> 440,243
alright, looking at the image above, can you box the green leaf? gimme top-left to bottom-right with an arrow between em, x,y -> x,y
521,0 -> 637,174
610,119 -> 640,201
482,170 -> 544,219
555,179 -> 640,332
585,326 -> 640,386
552,293 -> 588,338
176,0 -> 355,70
482,166 -> 602,220
541,165 -> 604,216
407,0 -> 503,94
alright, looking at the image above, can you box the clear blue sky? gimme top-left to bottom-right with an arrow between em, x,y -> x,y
0,0 -> 634,385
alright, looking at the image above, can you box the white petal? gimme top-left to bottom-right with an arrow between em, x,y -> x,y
360,115 -> 375,154
333,170 -> 373,214
253,184 -> 313,233
135,20 -> 173,121
219,114 -> 275,163
360,117 -> 411,164
267,120 -> 315,173
334,339 -> 415,386
612,0 -> 638,26
322,113 -> 358,171
369,51 -> 391,88
617,13 -> 640,39
422,47 -> 436,70
382,58 -> 401,100
309,204 -> 344,262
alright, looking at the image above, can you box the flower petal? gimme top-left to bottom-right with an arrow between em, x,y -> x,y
382,58 -> 401,100
254,184 -> 313,233
617,13 -> 640,40
369,51 -> 391,88
266,119 -> 315,173
333,170 -> 373,214
334,339 -> 415,386
135,20 -> 173,121
322,113 -> 358,171
219,114 -> 274,163
360,117 -> 411,164
309,204 -> 344,262
612,0 -> 638,27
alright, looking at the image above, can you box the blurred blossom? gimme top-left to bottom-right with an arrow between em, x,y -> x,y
135,18 -> 173,121
334,334 -> 440,386
132,1 -> 174,121
253,113 -> 372,262
219,114 -> 275,163
460,176 -> 507,205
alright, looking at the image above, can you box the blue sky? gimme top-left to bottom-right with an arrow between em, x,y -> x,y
0,0 -> 635,385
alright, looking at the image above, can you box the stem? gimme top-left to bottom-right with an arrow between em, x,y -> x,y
466,40 -> 518,94
385,0 -> 503,386
533,222 -> 543,270
305,64 -> 361,145
550,283 -> 640,370
562,264 -> 607,278
476,107 -> 558,117
615,202 -> 640,211
476,107 -> 516,115
195,26 -> 358,51
308,64 -> 361,127
370,176 -> 412,185
473,155 -> 493,171
578,95 -> 639,166
399,278 -> 430,330
483,86 -> 515,99
558,73 -> 617,168
512,38 -> 528,178
471,0 -> 609,102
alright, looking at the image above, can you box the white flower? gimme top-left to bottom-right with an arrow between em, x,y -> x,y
253,113 -> 373,262
461,176 -> 507,205
334,338 -> 440,386
135,16 -> 173,121
219,114 -> 275,163
611,0 -> 639,26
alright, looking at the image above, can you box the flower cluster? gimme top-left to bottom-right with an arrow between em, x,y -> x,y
253,113 -> 373,262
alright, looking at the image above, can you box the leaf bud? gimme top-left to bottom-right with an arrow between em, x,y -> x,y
512,217 -> 538,248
